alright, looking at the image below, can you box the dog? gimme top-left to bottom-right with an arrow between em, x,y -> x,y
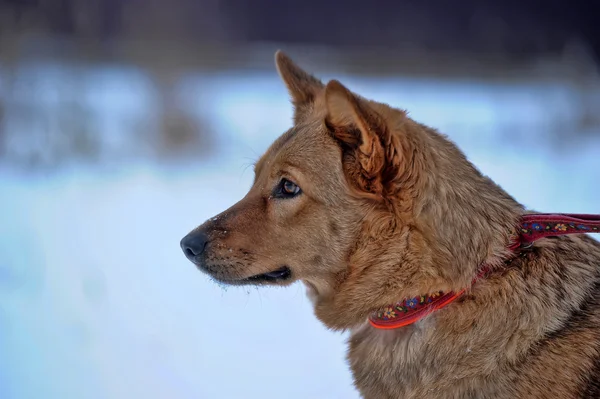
180,51 -> 600,398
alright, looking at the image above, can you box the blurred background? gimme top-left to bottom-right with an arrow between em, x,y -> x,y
1,1 -> 599,398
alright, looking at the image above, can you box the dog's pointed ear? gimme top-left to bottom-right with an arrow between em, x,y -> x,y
275,50 -> 324,120
325,80 -> 392,197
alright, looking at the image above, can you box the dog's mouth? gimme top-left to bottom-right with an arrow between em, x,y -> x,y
244,266 -> 292,283
210,266 -> 293,286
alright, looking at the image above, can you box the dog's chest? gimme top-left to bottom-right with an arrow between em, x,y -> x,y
347,322 -> 490,399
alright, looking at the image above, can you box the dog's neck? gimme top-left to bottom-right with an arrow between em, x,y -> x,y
419,128 -> 526,290
368,213 -> 600,330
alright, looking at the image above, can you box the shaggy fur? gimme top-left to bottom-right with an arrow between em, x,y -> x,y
181,51 -> 600,398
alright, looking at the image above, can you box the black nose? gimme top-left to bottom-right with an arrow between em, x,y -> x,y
180,231 -> 209,261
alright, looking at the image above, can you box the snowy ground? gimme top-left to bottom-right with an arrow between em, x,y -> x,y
0,64 -> 599,399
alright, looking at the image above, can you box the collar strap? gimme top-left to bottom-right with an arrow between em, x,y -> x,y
369,213 -> 600,330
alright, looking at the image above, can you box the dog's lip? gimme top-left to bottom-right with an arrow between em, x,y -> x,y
213,266 -> 292,285
246,266 -> 292,282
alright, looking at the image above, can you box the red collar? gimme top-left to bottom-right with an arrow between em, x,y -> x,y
369,213 -> 600,330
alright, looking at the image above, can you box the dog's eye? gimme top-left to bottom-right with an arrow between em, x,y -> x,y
275,178 -> 301,198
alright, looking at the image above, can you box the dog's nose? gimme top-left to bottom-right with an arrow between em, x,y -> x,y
180,231 -> 209,261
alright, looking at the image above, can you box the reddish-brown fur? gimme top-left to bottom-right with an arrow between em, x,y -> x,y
181,51 -> 600,398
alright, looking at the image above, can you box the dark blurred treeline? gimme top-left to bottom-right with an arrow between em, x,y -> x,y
1,0 -> 599,62
0,0 -> 599,170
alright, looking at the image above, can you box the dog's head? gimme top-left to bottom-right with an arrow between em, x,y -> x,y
181,51 -> 521,330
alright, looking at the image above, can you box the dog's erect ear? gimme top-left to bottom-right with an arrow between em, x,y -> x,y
325,80 -> 395,197
275,50 -> 324,120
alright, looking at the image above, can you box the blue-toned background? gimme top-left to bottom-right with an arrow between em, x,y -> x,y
1,2 -> 600,398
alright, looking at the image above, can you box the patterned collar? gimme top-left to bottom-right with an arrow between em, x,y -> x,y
368,213 -> 600,330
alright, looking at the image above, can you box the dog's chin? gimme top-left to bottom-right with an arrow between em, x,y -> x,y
211,266 -> 293,286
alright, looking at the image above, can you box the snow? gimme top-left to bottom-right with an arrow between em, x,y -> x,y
0,64 -> 598,398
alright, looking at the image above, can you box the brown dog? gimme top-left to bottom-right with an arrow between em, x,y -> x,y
180,51 -> 600,398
